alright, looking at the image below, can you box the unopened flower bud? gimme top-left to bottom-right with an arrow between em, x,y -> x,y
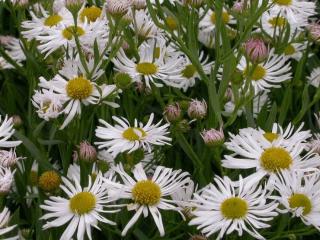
114,72 -> 133,89
163,103 -> 181,122
0,149 -> 22,167
0,167 -> 14,195
78,141 -> 97,162
181,0 -> 203,8
188,99 -> 207,120
308,22 -> 320,43
201,128 -> 224,146
244,37 -> 268,63
232,1 -> 245,13
66,0 -> 84,13
224,87 -> 234,102
38,170 -> 61,192
133,0 -> 146,9
106,0 -> 132,17
11,0 -> 28,6
176,119 -> 191,133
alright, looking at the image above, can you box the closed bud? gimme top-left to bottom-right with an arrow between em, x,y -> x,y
176,119 -> 190,133
65,0 -> 84,13
11,115 -> 22,128
106,0 -> 132,17
0,149 -> 22,167
201,128 -> 224,146
188,99 -> 207,120
308,22 -> 320,43
244,37 -> 268,63
78,141 -> 97,162
232,1 -> 245,13
163,103 -> 181,122
114,72 -> 132,89
0,167 -> 14,195
133,0 -> 146,9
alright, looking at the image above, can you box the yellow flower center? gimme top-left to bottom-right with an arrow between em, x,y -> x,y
42,100 -> 51,113
122,127 -> 147,141
62,26 -> 85,40
273,0 -> 292,6
284,44 -> 296,55
244,65 -> 266,81
66,76 -> 93,100
220,197 -> 248,219
165,16 -> 178,30
260,147 -> 292,172
181,64 -> 197,79
69,192 -> 96,215
288,193 -> 312,215
268,17 -> 287,28
132,180 -> 161,205
38,171 -> 61,192
210,11 -> 230,25
263,132 -> 279,142
136,62 -> 158,75
80,6 -> 102,22
44,15 -> 62,27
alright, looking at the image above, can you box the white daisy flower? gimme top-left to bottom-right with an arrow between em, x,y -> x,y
32,89 -> 66,121
222,125 -> 318,184
199,8 -> 236,33
0,207 -> 18,239
272,170 -> 320,230
260,10 -> 306,37
282,40 -> 307,61
38,58 -> 118,129
0,36 -> 26,64
40,174 -> 118,240
189,175 -> 278,239
237,48 -> 292,93
0,115 -> 22,148
269,0 -> 316,24
308,67 -> 320,88
95,113 -> 171,157
112,38 -> 185,88
102,163 -> 190,236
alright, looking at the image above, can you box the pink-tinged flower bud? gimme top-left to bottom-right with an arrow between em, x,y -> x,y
308,22 -> 320,43
106,0 -> 133,17
224,87 -> 234,102
77,141 -> 97,162
0,36 -> 15,46
133,0 -> 146,9
163,103 -> 182,122
0,167 -> 14,195
201,128 -> 224,146
0,149 -> 23,167
187,99 -> 207,120
232,1 -> 244,13
244,38 -> 268,63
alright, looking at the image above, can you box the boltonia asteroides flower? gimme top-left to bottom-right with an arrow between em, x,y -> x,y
189,175 -> 278,239
0,207 -> 18,239
272,170 -> 320,230
308,67 -> 320,88
102,163 -> 190,236
95,113 -> 171,157
37,58 -> 118,129
0,115 -> 22,148
40,174 -> 119,240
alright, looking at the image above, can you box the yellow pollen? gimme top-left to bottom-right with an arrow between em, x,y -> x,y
211,11 -> 230,25
38,170 -> 61,192
181,64 -> 197,79
132,180 -> 161,205
284,44 -> 296,55
66,76 -> 93,100
244,65 -> 266,81
260,147 -> 292,172
288,193 -> 312,215
263,132 -> 279,142
122,127 -> 147,141
69,192 -> 96,215
165,16 -> 178,30
268,17 -> 287,28
136,62 -> 158,75
220,197 -> 248,219
44,15 -> 62,27
273,0 -> 292,6
62,26 -> 85,40
80,6 -> 102,22
42,101 -> 51,113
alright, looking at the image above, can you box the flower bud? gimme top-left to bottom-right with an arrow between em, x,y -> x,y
133,0 -> 146,9
308,22 -> 320,43
114,72 -> 133,89
176,119 -> 191,133
180,0 -> 203,8
0,167 -> 14,195
106,0 -> 132,17
38,170 -> 61,192
163,103 -> 181,122
187,99 -> 207,120
0,149 -> 22,167
244,37 -> 268,63
201,128 -> 224,146
189,235 -> 207,240
232,1 -> 245,13
78,141 -> 97,162
224,87 -> 234,102
11,115 -> 22,128
65,0 -> 84,13
53,0 -> 66,13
